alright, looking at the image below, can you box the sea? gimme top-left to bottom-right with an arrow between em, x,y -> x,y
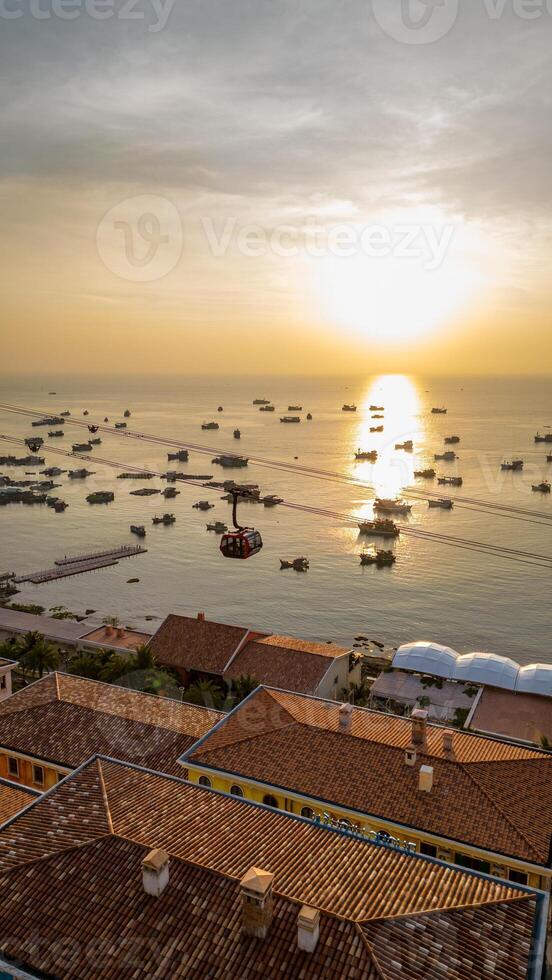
1,373 -> 551,666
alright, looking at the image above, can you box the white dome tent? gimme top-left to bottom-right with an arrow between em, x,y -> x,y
451,652 -> 519,691
392,641 -> 459,680
515,664 -> 552,698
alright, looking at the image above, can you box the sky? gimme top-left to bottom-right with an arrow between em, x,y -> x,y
1,0 -> 551,375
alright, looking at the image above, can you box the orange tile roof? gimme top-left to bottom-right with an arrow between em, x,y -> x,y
225,640 -> 337,694
259,635 -> 350,659
0,778 -> 38,824
0,673 -> 222,775
469,687 -> 552,746
185,687 -> 552,865
0,757 -> 539,979
148,612 -> 257,674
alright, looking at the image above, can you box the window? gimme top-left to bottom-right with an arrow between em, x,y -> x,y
0,675 -> 6,689
263,794 -> 279,809
198,775 -> 211,788
7,757 -> 19,778
420,842 -> 437,858
509,869 -> 528,885
454,852 -> 490,875
230,784 -> 244,797
284,798 -> 294,813
32,765 -> 44,786
301,806 -> 315,820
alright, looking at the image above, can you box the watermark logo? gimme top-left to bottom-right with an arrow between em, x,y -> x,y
96,194 -> 183,282
371,0 -> 459,44
0,0 -> 175,32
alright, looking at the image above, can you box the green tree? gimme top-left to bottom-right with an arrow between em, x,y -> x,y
18,632 -> 60,678
0,636 -> 23,661
135,644 -> 155,670
182,679 -> 224,710
231,674 -> 259,703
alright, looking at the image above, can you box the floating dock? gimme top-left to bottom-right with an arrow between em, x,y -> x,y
15,545 -> 146,584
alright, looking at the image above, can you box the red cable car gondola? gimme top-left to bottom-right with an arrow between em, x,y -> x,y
88,425 -> 99,434
220,489 -> 263,560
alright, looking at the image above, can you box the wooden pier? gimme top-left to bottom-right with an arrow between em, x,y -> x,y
15,546 -> 146,585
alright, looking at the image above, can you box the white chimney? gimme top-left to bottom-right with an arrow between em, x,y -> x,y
339,703 -> 353,729
240,867 -> 274,939
419,765 -> 434,793
297,905 -> 320,952
405,747 -> 417,767
142,848 -> 170,896
442,730 -> 454,755
411,708 -> 428,747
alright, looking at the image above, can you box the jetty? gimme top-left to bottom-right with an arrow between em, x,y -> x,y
15,545 -> 146,585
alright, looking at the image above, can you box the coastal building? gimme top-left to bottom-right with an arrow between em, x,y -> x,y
0,776 -> 39,823
0,658 -> 17,702
148,612 -> 361,697
181,686 -> 552,893
0,672 -> 222,790
0,606 -> 152,654
466,686 -> 552,747
0,755 -> 546,978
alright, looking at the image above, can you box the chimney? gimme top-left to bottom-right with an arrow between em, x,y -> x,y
197,611 -> 205,622
338,703 -> 353,729
297,905 -> 320,952
419,765 -> 434,793
142,849 -> 170,896
405,746 -> 417,767
442,730 -> 454,755
240,867 -> 274,939
411,708 -> 428,747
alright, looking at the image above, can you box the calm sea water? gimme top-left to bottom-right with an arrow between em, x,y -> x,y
1,374 -> 551,665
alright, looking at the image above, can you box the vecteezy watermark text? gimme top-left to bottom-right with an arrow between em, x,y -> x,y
0,0 -> 175,31
371,0 -> 552,45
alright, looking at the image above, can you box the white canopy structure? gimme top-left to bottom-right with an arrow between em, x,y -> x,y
392,642 -> 552,698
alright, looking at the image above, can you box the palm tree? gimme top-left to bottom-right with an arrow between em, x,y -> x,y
231,674 -> 259,704
182,679 -> 224,710
19,632 -> 60,679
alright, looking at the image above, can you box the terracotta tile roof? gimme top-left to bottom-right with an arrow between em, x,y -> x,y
225,640 -> 337,695
0,779 -> 38,824
0,758 -> 540,979
0,673 -> 222,775
148,612 -> 258,674
259,635 -> 350,659
469,687 -> 552,746
185,687 -> 552,865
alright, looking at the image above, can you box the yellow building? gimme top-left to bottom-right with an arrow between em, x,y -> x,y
182,686 -> 552,892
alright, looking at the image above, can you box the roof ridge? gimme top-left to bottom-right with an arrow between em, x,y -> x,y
357,891 -> 533,926
97,758 -> 114,834
0,834 -> 114,875
54,671 -> 60,699
353,923 -> 389,979
193,718 -> 300,759
458,761 -> 544,863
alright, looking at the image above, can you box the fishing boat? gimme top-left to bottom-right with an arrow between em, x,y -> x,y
167,450 -> 189,462
370,425 -> 384,432
68,469 -> 95,479
211,455 -> 249,468
428,498 -> 453,509
432,407 -> 447,414
86,491 -> 114,504
360,550 -> 396,567
280,557 -> 309,571
374,498 -> 412,515
162,486 -> 180,498
41,467 -> 65,477
434,451 -> 457,461
438,476 -> 463,486
288,405 -> 302,411
130,488 -> 160,496
395,440 -> 413,451
444,436 -> 460,444
48,431 -> 64,438
369,405 -> 384,412
152,513 -> 176,524
83,410 -> 89,416
342,404 -> 357,412
72,442 -> 92,453
306,413 -> 313,420
206,521 -> 228,533
233,429 -> 241,439
217,406 -> 223,412
89,438 -> 102,446
532,481 -> 551,493
358,519 -> 400,538
501,460 -> 524,471
253,398 -> 271,405
124,409 -> 131,418
202,421 -> 219,430
354,449 -> 378,462
263,494 -> 283,507
280,416 -> 301,423
60,411 -> 71,417
259,405 -> 275,412
32,416 -> 64,427
535,433 -> 552,443
54,500 -> 68,513
115,422 -> 127,429
372,414 -> 384,419
414,468 -> 435,479
130,525 -> 146,537
193,500 -> 214,511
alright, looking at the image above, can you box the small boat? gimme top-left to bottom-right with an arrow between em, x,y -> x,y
259,405 -> 275,412
532,481 -> 551,493
115,422 -> 127,429
60,411 -> 71,417
370,425 -> 384,432
428,498 -> 453,509
202,422 -> 219,430
374,498 -> 412,515
535,433 -> 552,443
445,436 -> 460,444
253,398 -> 271,405
233,429 -> 241,439
104,417 -> 109,423
280,416 -> 300,423
288,405 -> 302,411
130,488 -> 160,496
124,409 -> 131,418
168,450 -> 189,462
68,469 -> 95,479
438,476 -> 463,486
434,451 -> 457,461
306,413 -> 313,420
501,460 -> 524,471
263,494 -> 283,507
130,525 -> 146,537
395,440 -> 413,452
72,442 -> 92,453
89,438 -> 102,446
48,391 -> 56,395
212,455 -> 249,468
342,404 -> 357,412
193,500 -> 214,511
414,468 -> 436,479
360,550 -> 396,567
48,431 -> 64,437
54,500 -> 68,513
86,491 -> 114,504
83,410 -> 89,416
354,450 -> 378,462
152,513 -> 176,524
369,405 -> 384,412
41,467 -> 65,477
206,521 -> 228,533
432,407 -> 447,414
280,557 -> 309,571
358,519 -> 400,538
217,406 -> 224,412
162,486 -> 180,498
